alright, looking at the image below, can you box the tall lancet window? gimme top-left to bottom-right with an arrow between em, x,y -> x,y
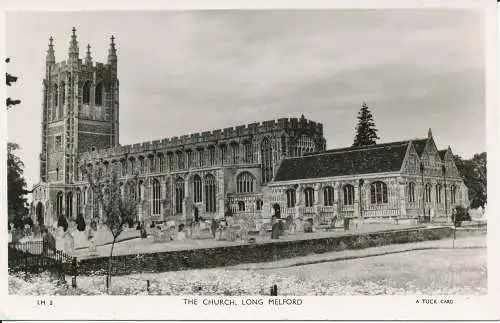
52,84 -> 58,121
83,82 -> 91,104
60,82 -> 65,118
95,83 -> 103,106
261,137 -> 273,184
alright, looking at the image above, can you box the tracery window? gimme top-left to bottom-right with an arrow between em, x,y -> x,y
304,187 -> 315,207
204,174 -> 216,213
244,141 -> 253,163
286,189 -> 296,208
193,175 -> 202,203
95,83 -> 103,105
371,181 -> 388,204
408,182 -> 416,203
425,183 -> 432,203
236,172 -> 255,193
323,186 -> 334,206
256,199 -> 263,211
343,184 -> 355,205
436,184 -> 442,204
83,81 -> 91,104
175,178 -> 185,214
238,201 -> 245,212
151,179 -> 161,215
66,192 -> 73,218
450,185 -> 457,204
261,137 -> 273,184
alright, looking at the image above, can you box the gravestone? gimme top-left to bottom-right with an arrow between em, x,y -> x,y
271,222 -> 281,239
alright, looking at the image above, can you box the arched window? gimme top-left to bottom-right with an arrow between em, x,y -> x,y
66,192 -> 73,218
238,201 -> 245,212
83,81 -> 91,104
304,187 -> 315,207
220,144 -> 228,165
121,159 -> 127,176
208,146 -> 215,166
435,184 -> 442,204
95,83 -> 103,105
295,134 -> 315,156
76,189 -> 81,215
128,182 -> 136,201
193,175 -> 202,203
60,82 -> 65,106
244,141 -> 252,163
177,151 -> 184,170
138,180 -> 144,200
205,174 -> 216,213
52,84 -> 58,121
151,179 -> 161,215
408,182 -> 416,203
450,185 -> 457,204
256,199 -> 263,211
261,137 -> 273,184
343,184 -> 355,205
56,191 -> 64,217
53,84 -> 58,108
231,144 -> 239,164
323,186 -> 334,206
286,189 -> 296,208
425,183 -> 432,203
371,181 -> 388,204
237,172 -> 255,193
168,153 -> 174,171
175,178 -> 185,214
197,149 -> 204,167
158,153 -> 164,172
186,150 -> 193,168
82,187 -> 87,206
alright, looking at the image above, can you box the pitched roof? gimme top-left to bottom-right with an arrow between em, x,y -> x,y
410,139 -> 428,156
275,142 -> 410,182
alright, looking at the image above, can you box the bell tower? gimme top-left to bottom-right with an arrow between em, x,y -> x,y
39,28 -> 120,186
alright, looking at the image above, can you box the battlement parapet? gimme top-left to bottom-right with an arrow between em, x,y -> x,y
77,116 -> 323,162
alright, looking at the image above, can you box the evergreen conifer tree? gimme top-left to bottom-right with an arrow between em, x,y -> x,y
352,102 -> 379,147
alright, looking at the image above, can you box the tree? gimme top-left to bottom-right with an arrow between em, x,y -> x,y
83,165 -> 137,294
454,152 -> 486,206
6,58 -> 21,109
8,143 -> 29,226
352,102 -> 379,147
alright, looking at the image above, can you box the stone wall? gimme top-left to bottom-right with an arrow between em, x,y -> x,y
76,226 -> 452,276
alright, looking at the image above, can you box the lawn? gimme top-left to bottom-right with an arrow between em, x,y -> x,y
9,236 -> 487,296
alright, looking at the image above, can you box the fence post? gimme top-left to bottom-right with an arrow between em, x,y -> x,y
72,257 -> 77,288
147,280 -> 150,293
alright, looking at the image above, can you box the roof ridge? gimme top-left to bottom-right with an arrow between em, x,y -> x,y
298,142 -> 410,159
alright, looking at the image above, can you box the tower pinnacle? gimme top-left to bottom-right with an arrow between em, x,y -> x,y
68,27 -> 79,62
85,44 -> 92,65
46,36 -> 55,64
107,35 -> 117,65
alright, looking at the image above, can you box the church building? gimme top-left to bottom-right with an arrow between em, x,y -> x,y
30,29 -> 469,231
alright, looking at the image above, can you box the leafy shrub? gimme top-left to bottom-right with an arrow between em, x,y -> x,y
470,198 -> 485,209
453,206 -> 471,224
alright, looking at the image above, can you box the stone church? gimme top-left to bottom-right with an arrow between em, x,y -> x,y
31,29 -> 469,230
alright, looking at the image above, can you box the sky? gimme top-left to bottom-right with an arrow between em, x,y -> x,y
6,9 -> 486,190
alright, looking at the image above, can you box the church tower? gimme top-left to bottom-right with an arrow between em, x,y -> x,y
39,28 -> 119,185
34,28 -> 119,223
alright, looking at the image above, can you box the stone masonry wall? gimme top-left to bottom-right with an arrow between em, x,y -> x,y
76,226 -> 452,276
